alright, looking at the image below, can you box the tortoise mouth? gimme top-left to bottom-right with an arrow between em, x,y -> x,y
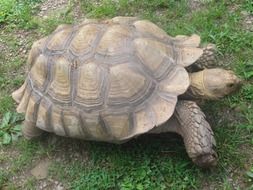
224,73 -> 243,95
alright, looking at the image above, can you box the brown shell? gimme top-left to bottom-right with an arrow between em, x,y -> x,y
12,17 -> 203,142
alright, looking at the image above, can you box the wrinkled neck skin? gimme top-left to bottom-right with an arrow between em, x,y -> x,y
185,70 -> 217,100
180,70 -> 215,100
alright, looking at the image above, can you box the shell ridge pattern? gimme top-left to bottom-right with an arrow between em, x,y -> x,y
34,96 -> 43,124
106,60 -> 156,109
47,55 -> 72,105
79,112 -> 94,139
99,114 -> 114,140
132,53 -> 157,81
61,109 -> 70,136
69,24 -> 107,59
100,66 -> 110,109
25,91 -> 41,123
23,84 -> 33,114
44,27 -> 73,54
74,61 -> 102,107
133,37 -> 179,83
128,112 -> 135,135
94,23 -> 135,65
46,104 -> 53,132
89,24 -> 109,59
21,18 -> 193,141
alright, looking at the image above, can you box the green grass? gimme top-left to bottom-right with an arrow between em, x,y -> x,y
0,139 -> 54,188
49,138 -> 199,190
0,0 -> 41,29
0,0 -> 253,189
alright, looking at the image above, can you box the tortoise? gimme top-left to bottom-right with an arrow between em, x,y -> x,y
12,17 -> 241,167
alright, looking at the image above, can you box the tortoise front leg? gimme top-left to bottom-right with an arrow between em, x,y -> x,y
175,100 -> 217,168
189,44 -> 217,72
22,120 -> 44,139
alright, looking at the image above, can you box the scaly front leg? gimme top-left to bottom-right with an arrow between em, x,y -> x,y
175,100 -> 217,168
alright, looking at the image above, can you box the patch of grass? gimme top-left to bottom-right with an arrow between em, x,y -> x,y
243,0 -> 253,14
0,96 -> 15,115
0,34 -> 26,93
36,13 -> 74,35
161,2 -> 253,58
22,177 -> 37,190
81,0 -> 189,19
0,171 -> 9,188
50,137 -> 200,190
0,139 -> 54,188
0,0 -> 41,29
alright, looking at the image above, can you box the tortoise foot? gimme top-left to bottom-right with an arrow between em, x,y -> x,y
22,120 -> 44,140
193,152 -> 218,168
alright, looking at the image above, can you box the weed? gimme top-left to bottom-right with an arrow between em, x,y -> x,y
243,0 -> 253,14
0,0 -> 16,23
0,112 -> 24,145
247,166 -> 253,180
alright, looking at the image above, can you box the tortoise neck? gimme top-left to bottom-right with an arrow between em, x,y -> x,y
180,70 -> 217,100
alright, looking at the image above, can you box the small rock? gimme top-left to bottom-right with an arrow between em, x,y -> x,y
31,159 -> 51,180
241,11 -> 249,16
56,184 -> 64,190
41,7 -> 47,11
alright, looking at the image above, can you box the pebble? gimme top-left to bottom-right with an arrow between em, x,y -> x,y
56,184 -> 64,190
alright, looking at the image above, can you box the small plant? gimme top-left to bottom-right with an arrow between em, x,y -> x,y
246,166 -> 253,189
0,0 -> 16,23
0,112 -> 24,145
244,0 -> 253,14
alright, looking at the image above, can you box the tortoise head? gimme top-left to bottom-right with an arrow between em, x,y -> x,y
189,68 -> 242,99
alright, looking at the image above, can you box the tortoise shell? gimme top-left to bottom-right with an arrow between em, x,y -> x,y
12,17 -> 203,142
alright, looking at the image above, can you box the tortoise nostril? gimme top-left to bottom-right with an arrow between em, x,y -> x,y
227,83 -> 234,88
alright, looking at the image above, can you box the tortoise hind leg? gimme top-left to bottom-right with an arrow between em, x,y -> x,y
175,100 -> 217,168
22,120 -> 44,139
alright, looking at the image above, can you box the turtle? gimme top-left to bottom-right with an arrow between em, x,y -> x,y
12,17 -> 241,168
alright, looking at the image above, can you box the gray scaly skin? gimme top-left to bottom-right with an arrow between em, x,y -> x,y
174,101 -> 217,167
192,43 -> 217,71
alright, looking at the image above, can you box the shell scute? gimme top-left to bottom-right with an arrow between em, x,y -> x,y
36,98 -> 52,132
108,64 -> 149,106
50,105 -> 66,136
47,27 -> 72,51
133,20 -> 169,40
134,38 -> 174,75
48,56 -> 71,102
25,92 -> 41,123
97,25 -> 132,56
75,62 -> 104,107
102,114 -> 130,139
69,24 -> 100,55
29,54 -> 48,89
